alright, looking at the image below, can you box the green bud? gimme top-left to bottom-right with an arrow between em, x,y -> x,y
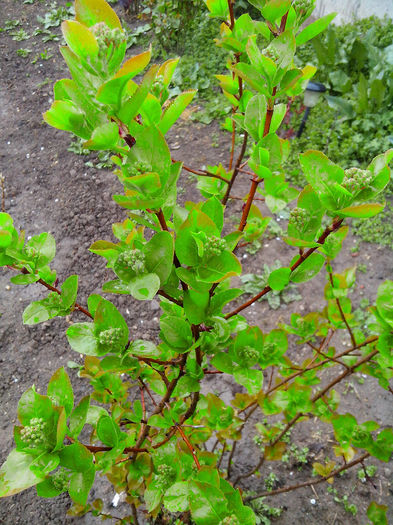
52,467 -> 70,492
129,161 -> 152,178
155,464 -> 176,489
289,207 -> 308,231
342,168 -> 372,194
204,236 -> 226,258
117,248 -> 146,274
293,0 -> 314,14
262,47 -> 279,63
98,327 -> 124,352
238,345 -> 259,366
91,22 -> 125,56
152,75 -> 165,98
20,417 -> 47,446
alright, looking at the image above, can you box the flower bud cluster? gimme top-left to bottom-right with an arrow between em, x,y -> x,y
342,168 -> 372,194
289,207 -> 308,231
20,417 -> 47,446
91,22 -> 124,56
263,47 -> 279,63
155,464 -> 176,489
0,212 -> 15,250
25,246 -> 38,258
293,0 -> 313,14
117,249 -> 146,274
351,425 -> 369,444
204,236 -> 226,258
152,75 -> 165,98
52,468 -> 70,492
129,161 -> 153,178
98,327 -> 124,351
238,345 -> 259,366
219,516 -> 241,525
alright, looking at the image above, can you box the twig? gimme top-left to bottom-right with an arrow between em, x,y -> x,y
176,424 -> 201,470
222,132 -> 249,206
227,441 -> 237,479
225,218 -> 344,318
327,265 -> 356,347
131,503 -> 139,525
12,267 -> 93,319
245,453 -> 370,501
233,349 -> 378,486
177,162 -> 229,184
217,442 -> 227,470
157,289 -> 183,306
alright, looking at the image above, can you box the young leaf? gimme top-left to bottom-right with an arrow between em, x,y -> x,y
0,450 -> 45,497
75,0 -> 122,29
296,13 -> 336,46
290,253 -> 325,283
268,267 -> 291,291
47,368 -> 74,418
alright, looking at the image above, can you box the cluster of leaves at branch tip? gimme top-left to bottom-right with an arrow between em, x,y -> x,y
0,0 -> 393,523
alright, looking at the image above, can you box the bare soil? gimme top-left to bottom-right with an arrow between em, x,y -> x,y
0,1 -> 392,524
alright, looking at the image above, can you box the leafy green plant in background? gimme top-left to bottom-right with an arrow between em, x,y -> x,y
1,1 -> 393,524
285,16 -> 393,186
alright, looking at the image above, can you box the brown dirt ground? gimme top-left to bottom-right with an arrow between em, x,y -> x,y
0,1 -> 393,524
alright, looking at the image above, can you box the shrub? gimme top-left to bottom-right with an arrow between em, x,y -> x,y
1,0 -> 392,523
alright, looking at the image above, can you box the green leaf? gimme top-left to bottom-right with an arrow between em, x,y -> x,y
268,267 -> 291,291
69,396 -> 90,438
59,443 -> 93,473
367,502 -> 388,525
234,367 -> 263,395
61,275 -> 79,310
189,481 -> 228,524
376,280 -> 393,328
173,376 -> 200,397
84,122 -> 119,150
62,20 -> 99,60
115,48 -> 152,78
128,340 -> 161,359
159,90 -> 197,135
97,416 -> 119,447
205,0 -> 230,18
118,65 -> 159,126
129,273 -> 161,301
47,368 -> 74,418
75,0 -> 122,29
198,252 -> 242,283
211,352 -> 233,374
144,487 -> 162,512
44,100 -> 89,139
296,13 -> 336,46
10,274 -> 39,285
338,203 -> 385,218
244,94 -> 267,141
144,231 -> 173,285
23,301 -> 51,325
164,481 -> 189,512
68,467 -> 95,506
67,322 -> 98,356
17,387 -> 53,426
299,151 -> 346,211
184,289 -> 210,324
261,0 -> 291,24
291,253 -> 325,283
160,316 -> 193,350
26,232 -> 56,267
0,450 -> 45,497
